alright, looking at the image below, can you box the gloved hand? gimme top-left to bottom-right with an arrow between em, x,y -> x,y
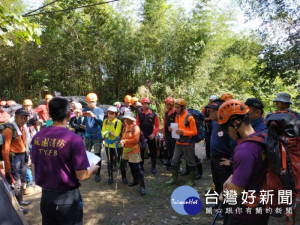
102,131 -> 110,139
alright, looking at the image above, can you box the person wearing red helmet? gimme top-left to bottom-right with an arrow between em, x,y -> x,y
136,97 -> 160,174
83,93 -> 104,182
35,94 -> 53,126
218,99 -> 269,225
0,100 -> 10,123
163,96 -> 176,170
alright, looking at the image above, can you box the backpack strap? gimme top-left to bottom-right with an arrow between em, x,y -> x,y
241,132 -> 267,145
104,119 -> 108,128
5,123 -> 17,141
114,119 -> 120,130
131,124 -> 137,134
184,113 -> 191,127
104,119 -> 119,130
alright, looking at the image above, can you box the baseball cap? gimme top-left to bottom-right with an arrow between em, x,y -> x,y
245,98 -> 264,110
208,99 -> 224,110
15,108 -> 30,116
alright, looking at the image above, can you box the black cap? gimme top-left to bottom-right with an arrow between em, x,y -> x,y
207,99 -> 224,110
15,108 -> 30,116
245,98 -> 264,110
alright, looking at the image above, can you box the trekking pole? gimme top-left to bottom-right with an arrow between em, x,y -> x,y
210,202 -> 222,225
114,144 -> 120,191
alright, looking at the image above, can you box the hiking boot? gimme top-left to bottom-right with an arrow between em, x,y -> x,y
186,167 -> 196,187
95,160 -> 101,182
17,186 -> 32,206
139,179 -> 146,196
166,168 -> 178,185
128,170 -> 139,187
195,163 -> 203,180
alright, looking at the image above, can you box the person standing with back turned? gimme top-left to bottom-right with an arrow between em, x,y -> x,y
31,97 -> 99,225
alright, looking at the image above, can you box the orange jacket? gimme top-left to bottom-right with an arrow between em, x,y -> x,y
2,126 -> 28,171
175,110 -> 197,145
121,123 -> 140,154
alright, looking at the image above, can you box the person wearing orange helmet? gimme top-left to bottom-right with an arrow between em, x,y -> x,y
136,97 -> 160,174
83,93 -> 104,182
0,100 -> 10,123
166,99 -> 197,186
124,95 -> 132,108
130,97 -> 142,116
218,99 -> 269,225
221,93 -> 233,102
35,94 -> 53,125
163,96 -> 176,170
206,99 -> 236,214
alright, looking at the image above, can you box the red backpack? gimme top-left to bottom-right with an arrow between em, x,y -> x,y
242,111 -> 300,225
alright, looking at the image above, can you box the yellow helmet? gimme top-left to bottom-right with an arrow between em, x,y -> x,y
124,95 -> 132,103
23,99 -> 33,106
221,93 -> 233,102
86,93 -> 98,102
45,94 -> 53,100
174,98 -> 187,107
130,97 -> 139,105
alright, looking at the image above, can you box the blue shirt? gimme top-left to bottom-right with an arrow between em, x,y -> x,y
83,107 -> 104,135
210,121 -> 237,158
251,117 -> 267,133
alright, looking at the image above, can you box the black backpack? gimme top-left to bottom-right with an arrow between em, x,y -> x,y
241,111 -> 300,224
0,123 -> 16,161
184,109 -> 205,143
265,111 -> 300,191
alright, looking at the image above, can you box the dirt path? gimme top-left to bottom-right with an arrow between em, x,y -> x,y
24,143 -> 293,225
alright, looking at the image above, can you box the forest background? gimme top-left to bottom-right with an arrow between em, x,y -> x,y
1,0 -> 299,117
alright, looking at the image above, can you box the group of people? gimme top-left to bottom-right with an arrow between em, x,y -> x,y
0,91 -> 299,225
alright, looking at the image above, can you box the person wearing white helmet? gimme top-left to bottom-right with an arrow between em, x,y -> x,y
201,95 -> 218,160
102,106 -> 126,185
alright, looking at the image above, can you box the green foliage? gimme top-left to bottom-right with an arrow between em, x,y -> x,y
0,0 -> 298,115
0,5 -> 41,46
238,0 -> 300,85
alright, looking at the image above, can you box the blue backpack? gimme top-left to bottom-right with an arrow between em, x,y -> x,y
185,109 -> 205,143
